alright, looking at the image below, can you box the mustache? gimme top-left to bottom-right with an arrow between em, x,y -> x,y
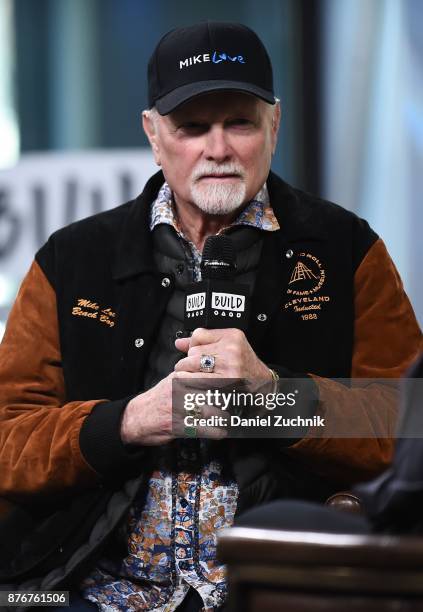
191,163 -> 245,181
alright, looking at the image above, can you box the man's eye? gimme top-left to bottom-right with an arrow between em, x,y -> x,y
228,118 -> 253,127
179,123 -> 208,133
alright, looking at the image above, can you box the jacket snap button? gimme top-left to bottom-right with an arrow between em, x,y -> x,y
161,277 -> 171,288
286,249 -> 294,258
257,313 -> 267,322
135,338 -> 144,348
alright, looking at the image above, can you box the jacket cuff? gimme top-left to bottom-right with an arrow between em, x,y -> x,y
79,398 -> 146,477
266,364 -> 320,446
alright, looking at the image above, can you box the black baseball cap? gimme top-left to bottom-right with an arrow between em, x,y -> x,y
148,21 -> 275,115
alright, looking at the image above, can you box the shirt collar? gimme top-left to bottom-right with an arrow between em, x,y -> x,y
150,181 -> 280,237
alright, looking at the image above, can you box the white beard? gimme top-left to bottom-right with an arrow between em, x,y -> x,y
189,163 -> 247,215
190,180 -> 247,215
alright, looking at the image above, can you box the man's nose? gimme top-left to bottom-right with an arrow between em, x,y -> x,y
204,126 -> 232,162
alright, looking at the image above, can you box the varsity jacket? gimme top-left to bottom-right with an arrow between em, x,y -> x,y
0,170 -> 421,595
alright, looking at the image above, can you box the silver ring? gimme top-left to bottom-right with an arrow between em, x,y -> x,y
200,354 -> 215,373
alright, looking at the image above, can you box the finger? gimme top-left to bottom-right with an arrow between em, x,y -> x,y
175,352 -> 224,373
175,424 -> 227,440
182,344 -> 244,380
187,342 -> 220,358
174,355 -> 197,372
173,370 -> 224,380
174,343 -> 220,370
201,404 -> 226,419
173,406 -> 227,439
196,425 -> 227,440
189,328 -> 225,347
190,327 -> 247,348
175,336 -> 190,353
174,403 -> 224,422
185,419 -> 227,440
172,371 -> 240,396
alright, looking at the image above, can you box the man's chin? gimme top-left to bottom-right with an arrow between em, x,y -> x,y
190,183 -> 247,216
192,199 -> 246,216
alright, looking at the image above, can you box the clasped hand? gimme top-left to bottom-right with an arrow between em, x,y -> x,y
120,328 -> 271,446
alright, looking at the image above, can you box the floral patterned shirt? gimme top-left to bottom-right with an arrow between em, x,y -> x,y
149,182 -> 279,279
80,183 -> 279,611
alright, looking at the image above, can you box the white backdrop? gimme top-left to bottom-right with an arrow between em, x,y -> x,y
0,149 -> 157,334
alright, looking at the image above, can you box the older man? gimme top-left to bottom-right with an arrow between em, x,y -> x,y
0,21 -> 421,612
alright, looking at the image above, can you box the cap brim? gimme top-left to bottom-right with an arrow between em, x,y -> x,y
155,80 -> 275,115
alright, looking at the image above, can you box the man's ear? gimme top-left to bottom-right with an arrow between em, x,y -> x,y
142,111 -> 161,166
271,101 -> 281,155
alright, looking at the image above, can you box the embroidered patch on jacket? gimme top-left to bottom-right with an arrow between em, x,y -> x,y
71,298 -> 116,327
284,252 -> 331,321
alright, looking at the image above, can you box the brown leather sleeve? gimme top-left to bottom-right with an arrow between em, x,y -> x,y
0,261 -> 102,499
289,239 -> 422,484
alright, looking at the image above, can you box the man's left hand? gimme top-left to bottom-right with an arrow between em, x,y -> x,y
174,328 -> 273,381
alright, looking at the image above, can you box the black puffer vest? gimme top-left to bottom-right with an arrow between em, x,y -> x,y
144,223 -> 264,388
